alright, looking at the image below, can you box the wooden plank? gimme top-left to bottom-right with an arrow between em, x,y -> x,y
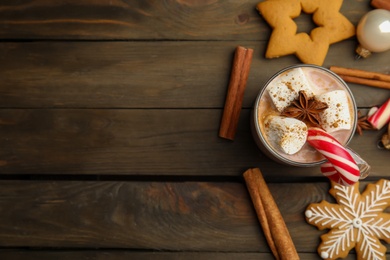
0,0 -> 370,40
0,109 -> 388,177
0,250 -> 360,260
0,180 -> 388,255
0,41 -> 389,109
0,180 -> 350,251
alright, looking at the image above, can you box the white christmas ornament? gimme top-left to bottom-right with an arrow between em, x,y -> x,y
356,9 -> 390,58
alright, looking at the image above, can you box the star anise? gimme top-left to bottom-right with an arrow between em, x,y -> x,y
355,110 -> 374,135
281,91 -> 328,127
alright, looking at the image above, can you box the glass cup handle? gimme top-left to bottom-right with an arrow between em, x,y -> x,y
346,147 -> 370,179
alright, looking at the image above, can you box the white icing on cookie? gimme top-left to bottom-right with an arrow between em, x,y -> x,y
305,180 -> 390,259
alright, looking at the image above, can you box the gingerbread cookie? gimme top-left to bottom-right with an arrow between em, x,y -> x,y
305,180 -> 390,259
257,0 -> 355,66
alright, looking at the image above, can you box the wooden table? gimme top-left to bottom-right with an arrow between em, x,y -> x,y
0,1 -> 389,259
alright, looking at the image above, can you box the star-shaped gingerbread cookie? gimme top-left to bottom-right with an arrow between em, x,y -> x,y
305,180 -> 390,260
257,0 -> 355,65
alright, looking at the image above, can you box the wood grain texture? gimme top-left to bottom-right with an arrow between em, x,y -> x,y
0,250 -> 361,260
0,41 -> 389,109
0,180 -> 387,254
0,0 -> 370,40
0,180 -> 335,251
0,1 -> 389,259
0,109 -> 388,176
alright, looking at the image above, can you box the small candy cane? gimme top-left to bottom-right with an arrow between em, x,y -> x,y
368,98 -> 390,130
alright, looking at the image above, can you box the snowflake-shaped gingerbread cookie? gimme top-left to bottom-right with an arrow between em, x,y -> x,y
305,180 -> 390,260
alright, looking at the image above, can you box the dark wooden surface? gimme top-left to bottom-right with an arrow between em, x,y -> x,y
0,0 -> 389,259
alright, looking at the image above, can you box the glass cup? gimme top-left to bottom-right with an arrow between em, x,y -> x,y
251,64 -> 370,179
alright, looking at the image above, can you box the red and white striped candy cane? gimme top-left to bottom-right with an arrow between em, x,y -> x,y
368,98 -> 390,130
307,128 -> 360,185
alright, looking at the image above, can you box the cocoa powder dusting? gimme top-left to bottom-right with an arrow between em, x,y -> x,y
284,81 -> 294,91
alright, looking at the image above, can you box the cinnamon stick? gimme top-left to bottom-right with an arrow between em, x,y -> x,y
330,66 -> 390,82
337,75 -> 390,90
330,66 -> 390,90
371,0 -> 390,10
219,46 -> 253,140
243,168 -> 299,260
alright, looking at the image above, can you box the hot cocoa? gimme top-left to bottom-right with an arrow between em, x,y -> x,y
252,65 -> 357,166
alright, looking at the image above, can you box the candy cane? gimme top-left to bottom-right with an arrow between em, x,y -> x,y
307,128 -> 360,185
320,162 -> 349,184
368,98 -> 390,130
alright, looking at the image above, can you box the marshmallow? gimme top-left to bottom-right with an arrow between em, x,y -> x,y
267,68 -> 314,112
316,90 -> 352,132
265,116 -> 308,155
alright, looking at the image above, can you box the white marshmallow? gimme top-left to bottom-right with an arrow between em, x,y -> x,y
267,68 -> 314,112
317,90 -> 352,132
265,116 -> 308,155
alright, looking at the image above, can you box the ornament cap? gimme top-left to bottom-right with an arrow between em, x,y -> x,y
355,45 -> 372,58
